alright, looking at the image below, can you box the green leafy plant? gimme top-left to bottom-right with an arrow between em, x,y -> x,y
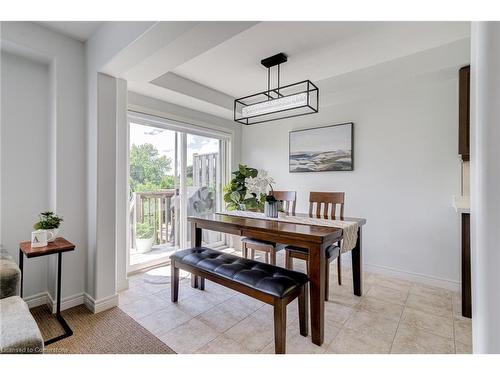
223,164 -> 266,211
33,212 -> 63,230
136,222 -> 154,239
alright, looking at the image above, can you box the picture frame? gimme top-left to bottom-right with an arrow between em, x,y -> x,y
289,122 -> 354,172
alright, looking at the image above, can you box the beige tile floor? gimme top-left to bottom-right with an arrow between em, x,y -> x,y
119,250 -> 472,354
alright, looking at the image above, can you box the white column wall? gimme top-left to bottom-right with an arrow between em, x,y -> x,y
95,73 -> 118,302
470,21 -> 500,354
115,78 -> 129,292
85,22 -> 155,307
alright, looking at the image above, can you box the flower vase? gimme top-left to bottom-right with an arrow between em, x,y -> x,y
264,201 -> 278,218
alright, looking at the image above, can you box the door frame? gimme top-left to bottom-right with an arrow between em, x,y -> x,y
124,111 -> 232,275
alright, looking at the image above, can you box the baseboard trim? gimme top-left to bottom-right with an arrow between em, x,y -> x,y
47,293 -> 85,314
23,292 -> 85,312
83,293 -> 119,313
363,262 -> 460,291
23,292 -> 49,309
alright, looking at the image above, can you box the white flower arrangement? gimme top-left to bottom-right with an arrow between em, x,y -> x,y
244,170 -> 276,201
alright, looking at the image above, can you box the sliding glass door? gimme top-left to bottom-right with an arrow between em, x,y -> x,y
186,133 -> 224,247
127,113 -> 229,272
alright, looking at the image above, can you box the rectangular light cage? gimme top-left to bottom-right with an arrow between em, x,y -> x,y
234,80 -> 319,125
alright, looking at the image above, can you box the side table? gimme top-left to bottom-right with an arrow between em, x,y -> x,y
19,237 -> 76,345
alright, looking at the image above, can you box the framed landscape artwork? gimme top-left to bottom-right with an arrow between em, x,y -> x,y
289,122 -> 354,172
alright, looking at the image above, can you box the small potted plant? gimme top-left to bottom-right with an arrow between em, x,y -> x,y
33,212 -> 63,242
135,222 -> 155,253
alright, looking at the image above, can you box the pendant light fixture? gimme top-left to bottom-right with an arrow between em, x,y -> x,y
234,52 -> 319,125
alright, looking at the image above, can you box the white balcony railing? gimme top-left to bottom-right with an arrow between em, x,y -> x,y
130,190 -> 177,250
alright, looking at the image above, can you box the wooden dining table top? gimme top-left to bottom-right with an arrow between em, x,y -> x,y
188,212 -> 367,244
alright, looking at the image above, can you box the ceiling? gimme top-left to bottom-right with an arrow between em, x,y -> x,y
103,21 -> 471,120
37,21 -> 104,41
172,22 -> 383,98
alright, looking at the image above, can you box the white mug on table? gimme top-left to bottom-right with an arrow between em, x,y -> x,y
31,229 -> 55,248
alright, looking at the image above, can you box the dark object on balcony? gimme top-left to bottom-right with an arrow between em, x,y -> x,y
170,247 -> 309,354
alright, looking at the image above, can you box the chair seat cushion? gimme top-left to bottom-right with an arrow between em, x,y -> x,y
241,238 -> 286,251
171,247 -> 308,298
0,296 -> 44,353
286,244 -> 341,260
0,248 -> 20,299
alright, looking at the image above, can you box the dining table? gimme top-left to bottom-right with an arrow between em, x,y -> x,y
187,212 -> 367,346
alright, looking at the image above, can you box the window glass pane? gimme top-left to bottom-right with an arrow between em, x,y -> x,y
186,134 -> 223,246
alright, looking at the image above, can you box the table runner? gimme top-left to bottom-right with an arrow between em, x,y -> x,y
217,210 -> 359,253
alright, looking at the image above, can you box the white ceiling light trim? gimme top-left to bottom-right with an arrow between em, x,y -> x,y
241,92 -> 308,117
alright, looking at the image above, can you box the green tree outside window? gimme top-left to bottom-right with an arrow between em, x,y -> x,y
129,143 -> 173,192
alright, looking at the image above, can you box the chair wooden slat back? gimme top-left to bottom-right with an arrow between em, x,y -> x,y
272,191 -> 297,215
308,192 -> 345,219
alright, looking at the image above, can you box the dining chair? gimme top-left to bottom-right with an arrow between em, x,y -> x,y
241,190 -> 297,265
284,191 -> 344,301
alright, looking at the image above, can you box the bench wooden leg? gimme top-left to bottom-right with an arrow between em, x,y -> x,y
298,284 -> 309,337
171,262 -> 179,302
199,277 -> 205,290
273,299 -> 287,354
337,253 -> 342,285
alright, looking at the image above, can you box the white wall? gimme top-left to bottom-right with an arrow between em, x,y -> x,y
115,79 -> 129,293
241,77 -> 462,289
470,21 -> 500,354
1,22 -> 87,309
1,52 -> 50,298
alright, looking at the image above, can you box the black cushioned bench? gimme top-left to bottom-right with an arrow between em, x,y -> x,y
170,247 -> 309,354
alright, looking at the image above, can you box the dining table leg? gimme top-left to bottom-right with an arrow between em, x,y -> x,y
308,242 -> 325,346
191,222 -> 202,288
351,227 -> 363,296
